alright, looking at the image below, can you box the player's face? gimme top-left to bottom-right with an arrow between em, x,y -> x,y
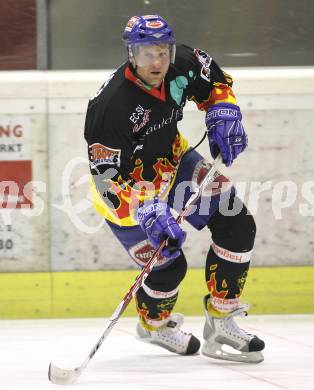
134,44 -> 170,88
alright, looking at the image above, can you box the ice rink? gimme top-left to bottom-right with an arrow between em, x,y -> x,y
1,314 -> 314,390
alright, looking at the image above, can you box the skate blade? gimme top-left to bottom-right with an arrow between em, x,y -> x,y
202,342 -> 264,363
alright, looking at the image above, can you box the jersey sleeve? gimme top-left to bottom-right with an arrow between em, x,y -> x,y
85,98 -> 134,177
177,45 -> 237,111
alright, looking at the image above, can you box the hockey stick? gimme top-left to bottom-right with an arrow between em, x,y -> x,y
48,154 -> 222,385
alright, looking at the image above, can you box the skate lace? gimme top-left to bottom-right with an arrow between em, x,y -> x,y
157,321 -> 189,347
224,305 -> 252,340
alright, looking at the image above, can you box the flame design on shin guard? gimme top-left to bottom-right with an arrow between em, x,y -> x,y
206,249 -> 250,314
135,288 -> 178,329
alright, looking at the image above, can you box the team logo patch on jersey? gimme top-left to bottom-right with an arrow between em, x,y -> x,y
194,48 -> 212,82
89,143 -> 121,168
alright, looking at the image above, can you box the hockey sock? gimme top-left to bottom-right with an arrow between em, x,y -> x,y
135,284 -> 179,330
205,245 -> 251,315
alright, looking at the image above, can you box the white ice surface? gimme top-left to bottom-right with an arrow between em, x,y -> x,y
1,315 -> 314,390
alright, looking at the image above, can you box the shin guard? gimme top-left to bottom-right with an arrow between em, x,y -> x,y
135,285 -> 179,329
135,251 -> 187,329
206,200 -> 256,314
205,245 -> 250,314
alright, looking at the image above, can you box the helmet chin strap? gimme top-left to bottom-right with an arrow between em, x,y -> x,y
131,63 -> 150,86
129,60 -> 137,71
129,59 -> 140,78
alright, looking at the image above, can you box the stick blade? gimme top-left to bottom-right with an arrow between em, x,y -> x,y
48,363 -> 81,385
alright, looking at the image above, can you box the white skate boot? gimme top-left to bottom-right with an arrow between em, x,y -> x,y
136,313 -> 200,355
202,295 -> 265,363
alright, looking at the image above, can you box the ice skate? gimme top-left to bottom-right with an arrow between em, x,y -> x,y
202,295 -> 265,363
136,313 -> 200,355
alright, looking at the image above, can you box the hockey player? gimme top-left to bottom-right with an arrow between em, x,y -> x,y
84,14 -> 265,363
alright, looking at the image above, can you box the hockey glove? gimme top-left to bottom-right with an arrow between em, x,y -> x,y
205,102 -> 248,167
137,198 -> 186,260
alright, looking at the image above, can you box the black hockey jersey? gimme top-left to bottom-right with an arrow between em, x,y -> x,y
84,44 -> 236,226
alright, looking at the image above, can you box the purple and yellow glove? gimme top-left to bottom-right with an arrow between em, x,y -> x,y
137,198 -> 186,260
205,102 -> 248,167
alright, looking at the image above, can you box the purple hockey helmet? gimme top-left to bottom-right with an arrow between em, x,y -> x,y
123,15 -> 176,64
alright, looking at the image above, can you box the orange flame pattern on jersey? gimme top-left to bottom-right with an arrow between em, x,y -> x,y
172,133 -> 185,163
192,83 -> 237,112
105,157 -> 177,223
91,134 -> 188,226
130,132 -> 185,184
130,158 -> 175,186
108,176 -> 144,222
111,134 -> 187,221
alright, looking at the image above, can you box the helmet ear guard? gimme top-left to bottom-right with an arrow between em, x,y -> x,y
170,44 -> 176,64
127,46 -> 137,68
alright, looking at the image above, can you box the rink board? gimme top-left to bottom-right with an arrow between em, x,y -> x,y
1,69 -> 314,275
0,266 -> 314,319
